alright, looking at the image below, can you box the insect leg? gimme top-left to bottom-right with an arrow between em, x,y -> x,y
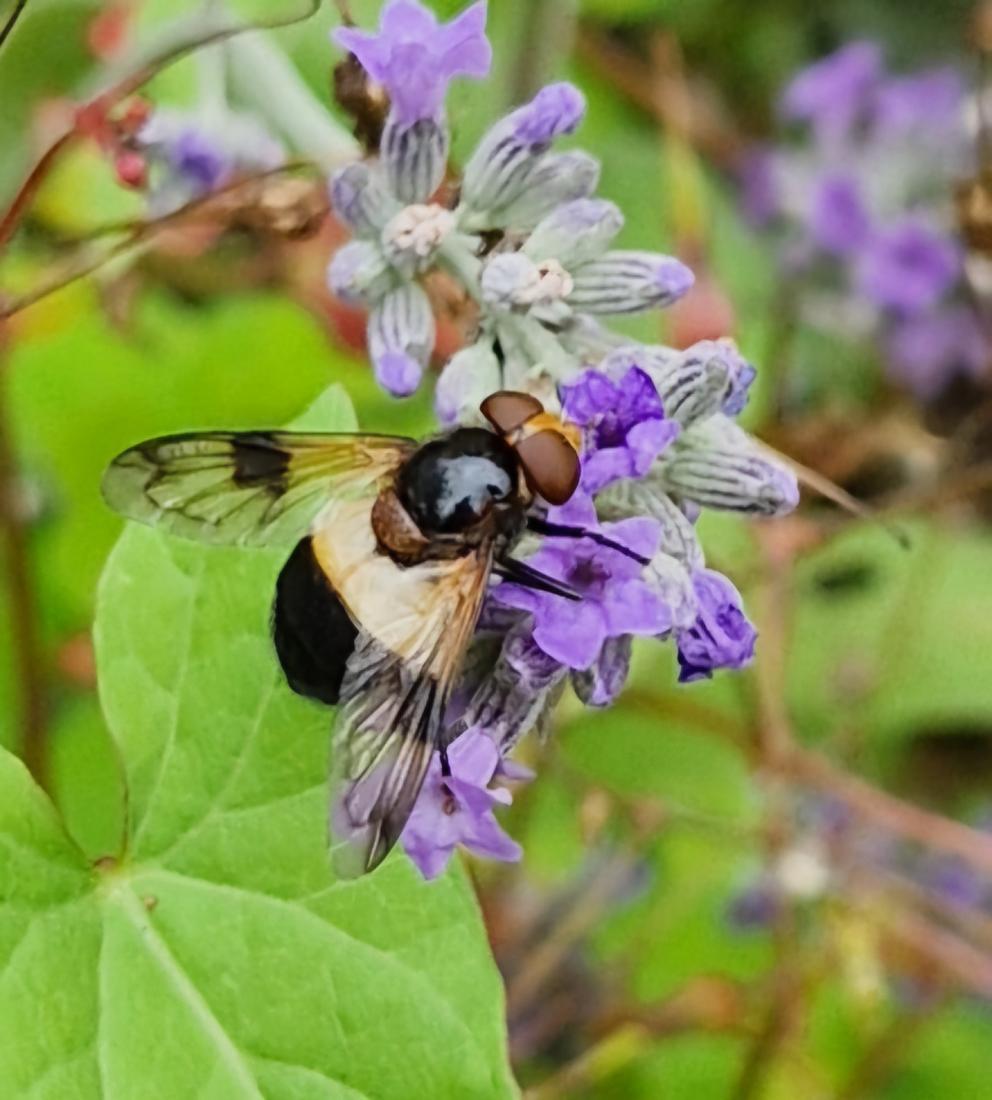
493,557 -> 582,601
526,516 -> 651,566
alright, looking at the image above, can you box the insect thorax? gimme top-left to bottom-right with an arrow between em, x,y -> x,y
374,428 -> 528,564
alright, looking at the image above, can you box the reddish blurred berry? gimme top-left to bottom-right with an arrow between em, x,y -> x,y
114,150 -> 147,189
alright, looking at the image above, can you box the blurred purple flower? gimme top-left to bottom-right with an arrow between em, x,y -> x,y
922,855 -> 986,911
170,129 -> 229,192
561,365 -> 679,493
808,174 -> 871,256
726,879 -> 781,931
334,0 -> 492,125
873,69 -> 964,137
677,568 -> 756,682
781,41 -> 882,143
493,494 -> 668,670
401,727 -> 521,879
739,147 -> 780,227
857,218 -> 960,316
886,306 -> 988,399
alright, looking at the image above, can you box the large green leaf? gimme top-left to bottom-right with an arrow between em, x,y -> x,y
0,385 -> 517,1098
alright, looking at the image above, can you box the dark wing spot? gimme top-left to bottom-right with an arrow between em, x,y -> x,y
232,434 -> 291,489
273,537 -> 359,705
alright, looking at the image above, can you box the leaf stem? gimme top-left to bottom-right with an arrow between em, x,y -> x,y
0,335 -> 48,789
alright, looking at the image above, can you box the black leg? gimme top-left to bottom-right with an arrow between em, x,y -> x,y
527,515 -> 651,566
494,557 -> 581,601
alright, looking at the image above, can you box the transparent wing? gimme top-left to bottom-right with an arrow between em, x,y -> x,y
317,499 -> 494,877
101,430 -> 415,547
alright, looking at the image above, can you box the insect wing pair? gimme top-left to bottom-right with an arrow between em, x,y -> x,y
102,393 -> 582,877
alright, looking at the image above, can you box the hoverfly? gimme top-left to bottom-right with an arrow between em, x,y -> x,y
102,391 -> 643,877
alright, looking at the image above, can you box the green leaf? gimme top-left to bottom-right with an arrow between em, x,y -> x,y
788,520 -> 992,775
0,386 -> 517,1098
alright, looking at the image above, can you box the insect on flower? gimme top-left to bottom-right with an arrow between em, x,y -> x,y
101,393 -> 645,877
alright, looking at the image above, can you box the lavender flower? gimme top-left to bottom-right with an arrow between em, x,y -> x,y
740,42 -> 982,398
856,218 -> 960,316
137,107 -> 284,216
493,494 -> 669,670
334,0 -> 491,125
329,8 -> 693,401
561,365 -> 679,493
887,306 -> 988,399
401,727 -> 521,879
781,41 -> 881,143
726,879 -> 782,932
808,174 -> 871,257
325,0 -> 799,880
677,569 -> 757,682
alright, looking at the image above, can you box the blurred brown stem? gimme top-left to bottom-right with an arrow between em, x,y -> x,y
0,342 -> 48,788
784,748 -> 992,878
0,134 -> 72,253
837,1005 -> 939,1100
0,164 -> 315,319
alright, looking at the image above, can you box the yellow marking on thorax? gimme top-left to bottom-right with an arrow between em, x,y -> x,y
506,413 -> 582,453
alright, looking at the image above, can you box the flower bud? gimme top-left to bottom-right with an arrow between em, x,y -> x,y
596,480 -> 704,568
329,162 -> 399,237
381,114 -> 449,204
481,150 -> 601,230
523,198 -> 624,269
572,635 -> 632,707
656,416 -> 800,515
327,240 -> 394,305
460,82 -> 586,215
567,252 -> 695,314
677,568 -> 757,682
435,341 -> 502,426
480,253 -> 574,312
368,283 -> 436,397
646,552 -> 698,630
606,343 -> 732,427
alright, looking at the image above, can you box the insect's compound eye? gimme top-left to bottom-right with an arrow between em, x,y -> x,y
480,391 -> 545,435
516,429 -> 581,505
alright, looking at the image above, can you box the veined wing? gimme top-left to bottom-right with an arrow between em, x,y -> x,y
102,430 -> 415,547
313,498 -> 494,877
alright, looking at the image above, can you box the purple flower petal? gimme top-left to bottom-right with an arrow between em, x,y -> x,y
874,69 -> 964,137
511,82 -> 585,145
400,726 -> 520,880
677,569 -> 757,682
603,579 -> 671,637
808,174 -> 871,256
533,598 -> 608,670
374,350 -> 423,397
334,0 -> 491,124
886,306 -> 988,398
857,218 -> 960,315
781,41 -> 882,143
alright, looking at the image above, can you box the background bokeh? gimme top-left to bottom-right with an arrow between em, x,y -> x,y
1,1 -> 991,1097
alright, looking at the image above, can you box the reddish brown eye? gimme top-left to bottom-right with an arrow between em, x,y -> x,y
480,391 -> 545,434
516,429 -> 581,505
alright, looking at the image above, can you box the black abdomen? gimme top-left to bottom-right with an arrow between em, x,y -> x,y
272,537 -> 358,705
